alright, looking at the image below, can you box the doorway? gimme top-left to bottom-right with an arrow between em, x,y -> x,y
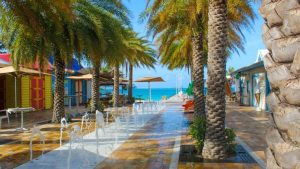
31,76 -> 45,110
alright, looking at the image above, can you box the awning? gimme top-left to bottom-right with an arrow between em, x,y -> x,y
67,73 -> 108,80
231,61 -> 264,75
0,66 -> 51,76
135,76 -> 165,82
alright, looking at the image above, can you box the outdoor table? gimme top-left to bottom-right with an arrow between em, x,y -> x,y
7,107 -> 35,131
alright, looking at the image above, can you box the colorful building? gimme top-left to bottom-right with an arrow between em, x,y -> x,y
232,50 -> 271,111
0,71 -> 52,110
49,57 -> 88,106
0,54 -> 52,110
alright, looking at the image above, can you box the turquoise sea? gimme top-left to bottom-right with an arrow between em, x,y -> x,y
100,87 -> 187,101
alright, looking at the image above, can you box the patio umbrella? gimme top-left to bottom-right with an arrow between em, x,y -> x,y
135,77 -> 165,101
0,66 -> 51,107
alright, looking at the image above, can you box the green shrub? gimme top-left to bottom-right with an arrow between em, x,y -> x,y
189,116 -> 206,153
225,128 -> 236,154
189,117 -> 237,155
65,111 -> 72,122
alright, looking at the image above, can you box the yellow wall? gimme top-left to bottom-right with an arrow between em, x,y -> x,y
5,75 -> 21,108
45,75 -> 52,109
21,76 -> 31,107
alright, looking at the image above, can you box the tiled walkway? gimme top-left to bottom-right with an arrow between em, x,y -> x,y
96,103 -> 265,169
0,102 -> 269,169
226,102 -> 269,162
96,104 -> 186,169
16,107 -> 165,169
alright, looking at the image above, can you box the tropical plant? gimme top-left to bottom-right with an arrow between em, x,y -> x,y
113,62 -> 120,107
190,116 -> 236,155
145,0 -> 254,118
107,29 -> 156,107
125,33 -> 156,100
189,116 -> 206,153
226,66 -> 235,76
225,128 -> 236,154
145,0 -> 207,117
201,0 -> 229,160
260,1 -> 300,168
0,0 -> 77,122
76,0 -> 129,112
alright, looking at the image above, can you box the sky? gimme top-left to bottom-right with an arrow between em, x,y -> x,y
124,0 -> 266,89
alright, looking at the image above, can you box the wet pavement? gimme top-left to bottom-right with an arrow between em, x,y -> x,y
179,105 -> 262,169
97,103 -> 263,169
226,102 -> 269,162
96,104 -> 186,169
0,120 -> 94,169
0,102 -> 267,169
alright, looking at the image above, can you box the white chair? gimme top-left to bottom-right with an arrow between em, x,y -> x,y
0,109 -> 9,129
29,126 -> 45,161
60,117 -> 69,147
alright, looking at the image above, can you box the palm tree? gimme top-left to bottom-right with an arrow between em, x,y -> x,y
126,34 -> 156,101
113,62 -> 120,107
260,1 -> 300,168
85,0 -> 129,112
201,0 -> 228,159
109,29 -> 156,107
0,1 -> 76,122
145,0 -> 254,118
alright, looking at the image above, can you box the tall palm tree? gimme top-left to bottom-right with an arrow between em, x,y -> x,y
260,1 -> 300,168
145,0 -> 207,117
126,34 -> 156,101
113,62 -> 120,107
202,0 -> 228,159
145,0 -> 254,118
0,0 -> 76,122
86,0 -> 129,112
109,29 -> 156,107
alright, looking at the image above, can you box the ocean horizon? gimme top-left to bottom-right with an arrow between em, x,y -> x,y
100,87 -> 187,101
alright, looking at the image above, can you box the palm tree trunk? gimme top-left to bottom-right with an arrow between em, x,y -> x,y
53,55 -> 65,123
128,63 -> 133,100
202,0 -> 228,160
91,61 -> 100,113
260,1 -> 300,168
113,63 -> 120,107
192,33 -> 205,117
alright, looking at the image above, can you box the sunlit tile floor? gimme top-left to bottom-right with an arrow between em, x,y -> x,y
0,103 -> 267,169
96,105 -> 184,169
226,102 -> 269,161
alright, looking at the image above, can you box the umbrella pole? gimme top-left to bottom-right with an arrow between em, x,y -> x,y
15,76 -> 17,107
148,82 -> 151,101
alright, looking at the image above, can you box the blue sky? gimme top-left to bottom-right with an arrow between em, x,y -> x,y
124,0 -> 265,89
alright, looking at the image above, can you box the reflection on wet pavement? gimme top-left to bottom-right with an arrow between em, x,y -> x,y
96,104 -> 186,169
0,103 -> 267,169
